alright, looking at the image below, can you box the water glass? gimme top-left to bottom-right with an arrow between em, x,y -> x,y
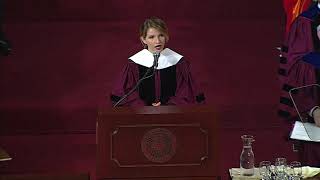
275,157 -> 287,179
259,161 -> 271,180
290,161 -> 302,179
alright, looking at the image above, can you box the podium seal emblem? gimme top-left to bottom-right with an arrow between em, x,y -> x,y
141,128 -> 176,163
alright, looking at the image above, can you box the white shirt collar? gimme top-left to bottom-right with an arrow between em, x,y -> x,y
128,48 -> 183,69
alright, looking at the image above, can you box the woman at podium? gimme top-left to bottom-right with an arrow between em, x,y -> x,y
110,17 -> 205,107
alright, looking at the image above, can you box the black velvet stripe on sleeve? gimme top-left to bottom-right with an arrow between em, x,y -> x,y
279,56 -> 287,64
282,84 -> 295,92
278,68 -> 287,76
196,93 -> 205,103
281,45 -> 288,53
316,69 -> 320,84
111,94 -> 121,102
278,109 -> 291,118
280,97 -> 294,107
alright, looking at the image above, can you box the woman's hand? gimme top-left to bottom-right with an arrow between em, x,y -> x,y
313,108 -> 320,127
152,102 -> 161,106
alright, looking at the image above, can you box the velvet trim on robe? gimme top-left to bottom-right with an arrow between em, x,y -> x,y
303,52 -> 320,68
111,58 -> 205,107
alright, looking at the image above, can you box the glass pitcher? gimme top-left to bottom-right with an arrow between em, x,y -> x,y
240,135 -> 255,176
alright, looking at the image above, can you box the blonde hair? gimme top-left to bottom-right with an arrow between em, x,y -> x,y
139,17 -> 169,47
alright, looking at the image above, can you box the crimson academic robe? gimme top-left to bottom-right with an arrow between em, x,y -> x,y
279,4 -> 320,166
110,49 -> 205,107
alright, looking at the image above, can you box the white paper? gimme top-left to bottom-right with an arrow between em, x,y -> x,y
290,121 -> 320,142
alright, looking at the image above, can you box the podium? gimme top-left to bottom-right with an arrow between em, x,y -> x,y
96,106 -> 220,180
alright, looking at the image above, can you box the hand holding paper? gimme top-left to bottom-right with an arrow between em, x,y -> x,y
289,84 -> 320,141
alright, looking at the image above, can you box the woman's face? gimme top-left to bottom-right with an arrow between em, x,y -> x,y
141,27 -> 166,53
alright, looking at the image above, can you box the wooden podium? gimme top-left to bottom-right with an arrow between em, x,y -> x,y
96,106 -> 220,180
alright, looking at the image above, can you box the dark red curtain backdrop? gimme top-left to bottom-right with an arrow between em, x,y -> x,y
0,0 -> 294,179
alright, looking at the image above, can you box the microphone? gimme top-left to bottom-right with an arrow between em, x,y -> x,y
113,52 -> 161,107
153,52 -> 160,69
